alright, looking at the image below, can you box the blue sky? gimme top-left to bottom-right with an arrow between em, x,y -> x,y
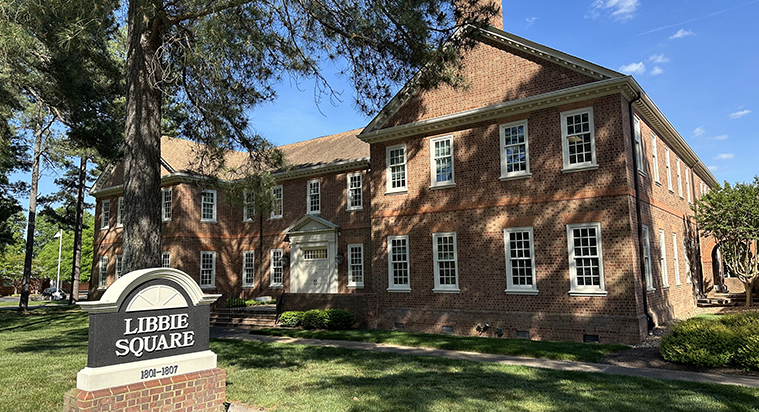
18,0 -> 759,208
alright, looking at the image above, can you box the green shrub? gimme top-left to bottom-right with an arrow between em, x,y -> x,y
302,309 -> 327,330
278,311 -> 304,327
226,298 -> 246,308
734,335 -> 759,370
323,309 -> 354,330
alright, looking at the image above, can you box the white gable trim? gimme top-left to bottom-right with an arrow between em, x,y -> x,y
284,214 -> 340,235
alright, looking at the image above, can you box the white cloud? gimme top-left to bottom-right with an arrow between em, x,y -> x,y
587,0 -> 640,21
619,62 -> 646,75
651,66 -> 664,76
714,135 -> 729,141
708,165 -> 719,172
693,126 -> 706,137
715,153 -> 734,160
648,54 -> 670,63
525,17 -> 538,26
729,109 -> 751,119
669,29 -> 695,39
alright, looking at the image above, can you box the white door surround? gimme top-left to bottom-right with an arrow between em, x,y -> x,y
284,215 -> 339,294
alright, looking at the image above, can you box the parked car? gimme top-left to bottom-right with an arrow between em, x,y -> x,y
42,287 -> 67,301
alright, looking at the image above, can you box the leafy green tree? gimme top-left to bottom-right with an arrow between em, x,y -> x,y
36,211 -> 94,285
694,178 -> 759,306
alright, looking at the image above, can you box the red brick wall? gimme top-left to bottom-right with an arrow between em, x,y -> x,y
63,368 -> 225,412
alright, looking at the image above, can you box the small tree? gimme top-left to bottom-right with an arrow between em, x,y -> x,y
694,178 -> 759,306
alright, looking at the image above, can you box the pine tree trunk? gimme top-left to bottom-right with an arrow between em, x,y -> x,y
69,156 -> 86,304
122,0 -> 164,272
19,117 -> 43,311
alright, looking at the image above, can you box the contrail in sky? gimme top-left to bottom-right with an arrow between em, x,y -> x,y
637,0 -> 759,36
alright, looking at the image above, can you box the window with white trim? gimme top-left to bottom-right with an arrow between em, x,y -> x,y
430,136 -> 455,187
271,185 -> 283,219
567,222 -> 606,296
348,244 -> 364,288
161,252 -> 171,268
115,254 -> 123,279
101,200 -> 110,230
386,144 -> 407,193
98,256 -> 108,289
685,168 -> 692,204
243,191 -> 255,221
201,190 -> 216,222
387,235 -> 410,291
270,249 -> 283,287
672,233 -> 680,286
116,197 -> 124,227
634,116 -> 644,174
347,172 -> 363,211
162,188 -> 172,222
665,148 -> 673,192
242,251 -> 255,288
685,238 -> 692,284
651,133 -> 660,183
307,179 -> 320,214
561,108 -> 597,171
659,229 -> 668,288
199,251 -> 216,288
433,232 -> 459,292
676,158 -> 683,199
500,120 -> 530,179
642,225 -> 653,292
504,227 -> 538,294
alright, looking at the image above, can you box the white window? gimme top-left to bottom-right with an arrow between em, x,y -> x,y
676,158 -> 683,199
101,199 -> 110,230
116,197 -> 124,227
651,133 -> 660,183
504,227 -> 538,294
162,188 -> 172,222
665,148 -> 673,192
500,120 -> 530,179
672,233 -> 680,286
685,168 -> 692,204
659,229 -> 668,288
98,256 -> 108,289
430,136 -> 455,188
242,251 -> 255,288
199,251 -> 216,288
271,185 -> 283,219
387,235 -> 410,291
115,254 -> 123,279
634,116 -> 644,174
433,232 -> 459,293
386,144 -> 407,193
642,225 -> 654,292
561,107 -> 597,171
270,249 -> 284,287
307,179 -> 321,214
347,172 -> 363,210
567,222 -> 606,296
243,191 -> 255,221
201,190 -> 216,222
161,252 -> 171,268
348,244 -> 364,288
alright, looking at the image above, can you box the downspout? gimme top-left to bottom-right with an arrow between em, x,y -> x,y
629,92 -> 655,335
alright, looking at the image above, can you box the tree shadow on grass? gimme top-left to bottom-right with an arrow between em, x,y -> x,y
1,310 -> 89,354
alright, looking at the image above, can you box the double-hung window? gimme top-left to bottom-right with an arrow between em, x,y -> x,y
651,133 -> 660,183
161,251 -> 171,268
199,251 -> 216,288
665,148 -> 673,192
98,256 -> 108,289
504,227 -> 538,294
101,200 -> 110,230
242,251 -> 255,288
271,185 -> 283,219
270,249 -> 284,287
347,172 -> 363,211
672,233 -> 680,286
634,117 -> 645,174
685,168 -> 692,204
201,190 -> 217,222
162,188 -> 172,222
387,235 -> 410,291
430,136 -> 455,188
567,222 -> 606,296
561,108 -> 597,171
386,144 -> 407,193
115,254 -> 123,279
659,229 -> 668,288
642,225 -> 653,292
347,244 -> 364,288
243,191 -> 255,221
432,232 -> 459,293
307,179 -> 321,214
116,197 -> 124,227
500,120 -> 530,179
676,158 -> 683,199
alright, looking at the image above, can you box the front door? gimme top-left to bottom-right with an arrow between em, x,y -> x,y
292,247 -> 333,293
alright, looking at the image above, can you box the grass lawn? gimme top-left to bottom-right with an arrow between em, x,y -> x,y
248,328 -> 629,363
1,307 -> 758,412
0,299 -> 70,307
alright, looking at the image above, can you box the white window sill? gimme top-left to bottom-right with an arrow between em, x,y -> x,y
100,227 -> 109,231
201,220 -> 217,223
270,216 -> 283,220
200,285 -> 216,290
387,287 -> 411,293
432,288 -> 460,293
568,290 -> 607,297
98,287 -> 107,290
385,189 -> 408,196
505,289 -> 539,295
162,219 -> 172,223
499,173 -> 532,182
675,283 -> 682,287
269,284 -> 284,289
242,285 -> 255,289
663,286 -> 670,290
307,211 -> 321,216
562,164 -> 599,174
655,181 -> 662,187
243,219 -> 254,223
646,287 -> 656,294
347,207 -> 363,212
347,284 -> 364,289
116,224 -> 123,229
429,183 -> 456,190
669,189 -> 674,194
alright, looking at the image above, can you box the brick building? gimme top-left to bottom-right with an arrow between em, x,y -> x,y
91,17 -> 718,344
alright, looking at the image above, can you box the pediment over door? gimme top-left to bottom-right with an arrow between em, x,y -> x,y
284,214 -> 340,236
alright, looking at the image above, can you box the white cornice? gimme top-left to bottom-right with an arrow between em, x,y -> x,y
273,158 -> 369,182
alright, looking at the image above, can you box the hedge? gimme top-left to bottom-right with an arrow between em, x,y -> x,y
278,309 -> 354,330
278,311 -> 304,327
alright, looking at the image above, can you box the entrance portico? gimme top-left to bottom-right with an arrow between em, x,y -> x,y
285,215 -> 340,294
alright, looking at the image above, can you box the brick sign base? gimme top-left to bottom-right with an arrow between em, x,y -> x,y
63,368 -> 226,412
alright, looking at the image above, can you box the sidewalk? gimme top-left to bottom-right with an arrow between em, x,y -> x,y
210,327 -> 759,390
